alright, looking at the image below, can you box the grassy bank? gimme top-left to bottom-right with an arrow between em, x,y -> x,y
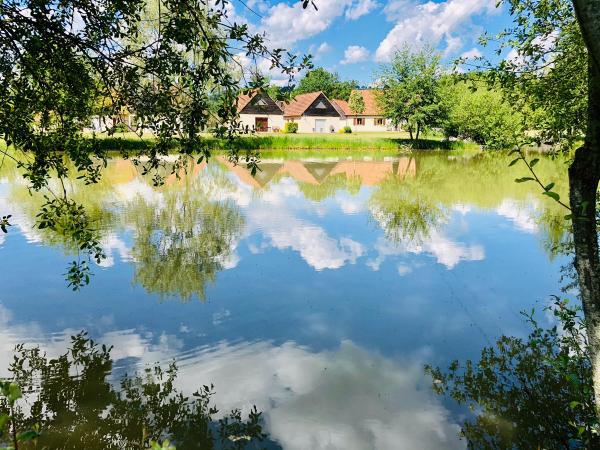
88,131 -> 480,152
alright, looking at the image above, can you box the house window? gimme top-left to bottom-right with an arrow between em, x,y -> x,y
256,99 -> 267,106
315,101 -> 327,109
375,118 -> 385,126
354,117 -> 365,126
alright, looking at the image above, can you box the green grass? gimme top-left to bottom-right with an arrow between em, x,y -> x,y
87,131 -> 480,153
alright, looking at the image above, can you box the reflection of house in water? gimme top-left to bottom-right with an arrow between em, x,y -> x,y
218,156 -> 416,190
107,155 -> 417,192
105,158 -> 209,187
330,158 -> 416,186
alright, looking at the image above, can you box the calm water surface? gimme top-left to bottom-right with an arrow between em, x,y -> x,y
0,151 -> 571,449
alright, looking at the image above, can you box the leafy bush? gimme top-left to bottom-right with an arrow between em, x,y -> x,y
113,122 -> 128,133
440,80 -> 523,149
342,126 -> 352,134
283,122 -> 298,133
426,298 -> 599,449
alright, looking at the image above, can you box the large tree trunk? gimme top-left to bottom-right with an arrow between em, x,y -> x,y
571,0 -> 600,415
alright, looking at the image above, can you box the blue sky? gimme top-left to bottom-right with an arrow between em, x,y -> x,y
229,0 -> 516,86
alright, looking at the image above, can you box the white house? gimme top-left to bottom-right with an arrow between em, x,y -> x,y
282,92 -> 345,133
237,91 -> 285,132
332,89 -> 392,132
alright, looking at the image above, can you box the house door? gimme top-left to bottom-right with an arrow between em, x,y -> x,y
315,119 -> 326,133
255,117 -> 268,132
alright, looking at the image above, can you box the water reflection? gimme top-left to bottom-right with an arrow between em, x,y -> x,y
1,331 -> 269,450
0,150 -> 574,448
124,166 -> 244,300
0,312 -> 464,450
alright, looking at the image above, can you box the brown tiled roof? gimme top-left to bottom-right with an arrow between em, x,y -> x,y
283,91 -> 322,117
332,99 -> 351,116
359,89 -> 383,116
337,90 -> 384,116
236,90 -> 258,113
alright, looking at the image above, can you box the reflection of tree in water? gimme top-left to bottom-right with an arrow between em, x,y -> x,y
1,333 -> 268,450
426,299 -> 599,449
368,153 -> 573,253
128,167 -> 244,301
369,171 -> 447,244
297,173 -> 361,202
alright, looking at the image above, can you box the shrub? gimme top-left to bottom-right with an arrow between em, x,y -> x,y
342,126 -> 352,134
439,80 -> 523,149
113,122 -> 128,133
284,122 -> 298,133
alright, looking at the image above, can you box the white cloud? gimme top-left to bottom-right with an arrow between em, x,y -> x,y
345,0 -> 380,20
444,35 -> 463,56
460,47 -> 483,59
375,0 -> 498,62
315,41 -> 333,56
341,45 -> 371,64
259,0 -> 352,49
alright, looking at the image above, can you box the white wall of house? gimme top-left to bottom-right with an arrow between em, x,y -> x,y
239,113 -> 285,132
341,116 -> 392,132
287,116 -> 345,133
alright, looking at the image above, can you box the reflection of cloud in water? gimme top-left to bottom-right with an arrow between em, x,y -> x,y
98,233 -> 134,267
248,207 -> 365,270
0,194 -> 43,244
0,306 -> 464,450
368,232 -> 484,271
496,198 -> 539,233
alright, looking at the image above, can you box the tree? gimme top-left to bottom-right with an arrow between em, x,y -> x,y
0,0 -> 310,288
439,78 -> 524,149
348,90 -> 365,114
294,68 -> 358,100
470,0 -> 600,414
376,46 -> 445,141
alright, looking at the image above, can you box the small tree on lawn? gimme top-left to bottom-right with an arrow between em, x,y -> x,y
377,46 -> 444,141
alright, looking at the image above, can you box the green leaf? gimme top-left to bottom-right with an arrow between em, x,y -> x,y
515,177 -> 535,183
543,191 -> 561,202
569,400 -> 580,409
529,158 -> 539,167
7,383 -> 22,403
544,182 -> 555,191
0,414 -> 9,432
508,158 -> 520,167
16,430 -> 40,442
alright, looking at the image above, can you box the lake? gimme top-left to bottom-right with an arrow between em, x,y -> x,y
0,150 -> 572,449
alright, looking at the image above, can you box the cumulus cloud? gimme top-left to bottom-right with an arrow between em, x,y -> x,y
341,45 -> 371,64
376,0 -> 498,62
345,0 -> 380,20
259,0 -> 353,48
314,41 -> 333,57
460,47 -> 483,59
